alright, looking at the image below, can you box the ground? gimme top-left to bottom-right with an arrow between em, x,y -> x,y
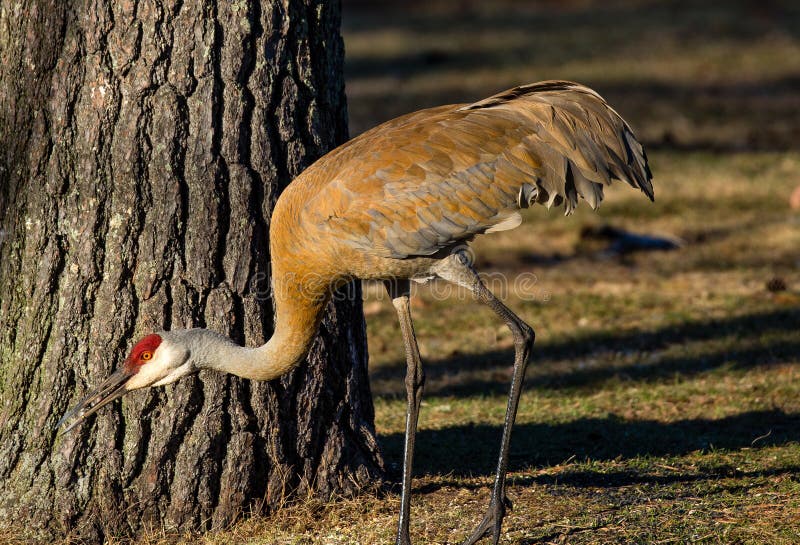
11,0 -> 800,544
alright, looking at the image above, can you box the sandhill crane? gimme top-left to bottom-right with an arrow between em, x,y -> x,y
59,81 -> 653,545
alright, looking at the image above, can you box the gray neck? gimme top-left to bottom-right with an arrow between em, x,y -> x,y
165,327 -> 310,381
163,278 -> 328,381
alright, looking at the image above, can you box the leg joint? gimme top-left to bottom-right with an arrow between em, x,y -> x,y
514,322 -> 535,350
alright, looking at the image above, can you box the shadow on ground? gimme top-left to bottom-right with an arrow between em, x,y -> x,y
370,307 -> 800,398
379,409 -> 800,481
345,0 -> 800,80
343,0 -> 800,150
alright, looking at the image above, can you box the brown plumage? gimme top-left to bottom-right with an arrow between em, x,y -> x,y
277,80 -> 650,260
59,81 -> 653,545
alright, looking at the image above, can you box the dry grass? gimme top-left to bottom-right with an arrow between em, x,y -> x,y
6,1 -> 800,544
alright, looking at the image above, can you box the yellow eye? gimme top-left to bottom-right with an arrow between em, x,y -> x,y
141,351 -> 152,361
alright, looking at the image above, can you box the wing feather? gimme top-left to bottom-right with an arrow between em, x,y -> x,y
304,80 -> 653,258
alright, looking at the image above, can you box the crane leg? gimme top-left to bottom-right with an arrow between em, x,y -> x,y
435,251 -> 535,545
385,279 -> 426,545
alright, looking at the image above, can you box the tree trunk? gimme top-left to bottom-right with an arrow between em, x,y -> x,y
0,0 -> 383,542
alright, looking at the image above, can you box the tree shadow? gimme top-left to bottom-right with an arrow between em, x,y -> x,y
343,0 -> 800,151
378,409 -> 800,482
370,307 -> 800,398
344,0 -> 800,80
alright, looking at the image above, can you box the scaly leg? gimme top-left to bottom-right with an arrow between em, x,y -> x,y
434,251 -> 535,545
385,279 -> 426,545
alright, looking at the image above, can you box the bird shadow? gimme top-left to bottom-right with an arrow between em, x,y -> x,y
378,409 -> 800,485
369,306 -> 800,398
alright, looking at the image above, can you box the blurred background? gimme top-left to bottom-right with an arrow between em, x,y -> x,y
306,1 -> 800,542
343,0 -> 800,148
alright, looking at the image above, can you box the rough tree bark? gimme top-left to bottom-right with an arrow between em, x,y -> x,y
0,0 -> 383,542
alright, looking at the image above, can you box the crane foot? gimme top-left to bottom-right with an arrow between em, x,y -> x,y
460,495 -> 512,545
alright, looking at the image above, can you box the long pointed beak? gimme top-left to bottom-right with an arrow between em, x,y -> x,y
57,366 -> 134,435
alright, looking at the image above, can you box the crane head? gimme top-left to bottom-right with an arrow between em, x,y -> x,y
57,332 -> 193,435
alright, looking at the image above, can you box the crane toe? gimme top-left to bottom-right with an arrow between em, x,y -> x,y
461,495 -> 511,545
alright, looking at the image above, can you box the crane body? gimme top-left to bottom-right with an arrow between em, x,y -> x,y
59,81 -> 653,545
